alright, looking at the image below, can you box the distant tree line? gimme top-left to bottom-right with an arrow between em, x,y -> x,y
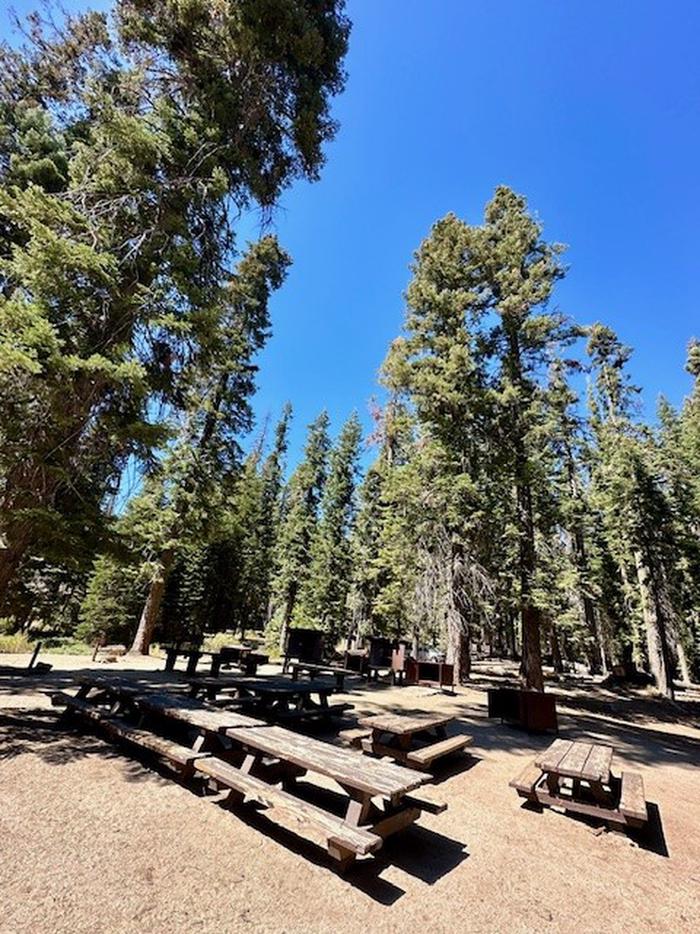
1,4 -> 698,698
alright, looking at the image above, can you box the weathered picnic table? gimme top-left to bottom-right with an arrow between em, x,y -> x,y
162,646 -> 222,676
53,678 -> 444,870
510,737 -> 648,830
358,711 -> 472,770
188,675 -> 351,724
289,661 -> 355,691
219,645 -> 269,675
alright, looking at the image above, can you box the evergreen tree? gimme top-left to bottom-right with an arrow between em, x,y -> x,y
297,412 -> 362,643
587,324 -> 677,697
0,0 -> 350,613
269,411 -> 330,648
383,188 -> 570,687
128,237 -> 290,653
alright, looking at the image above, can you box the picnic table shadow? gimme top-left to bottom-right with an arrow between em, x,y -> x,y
518,798 -> 669,858
215,781 -> 469,905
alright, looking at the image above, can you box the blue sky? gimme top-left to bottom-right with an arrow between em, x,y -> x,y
4,0 -> 700,467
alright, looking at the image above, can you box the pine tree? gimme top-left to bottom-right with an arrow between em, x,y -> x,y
128,238 -> 290,653
297,412 -> 362,643
269,411 -> 331,649
587,324 -> 677,697
382,188 -> 570,687
0,0 -> 350,613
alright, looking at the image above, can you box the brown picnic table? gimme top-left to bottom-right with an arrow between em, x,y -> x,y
187,675 -> 352,724
219,645 -> 269,675
510,737 -> 648,830
358,711 -> 473,770
162,646 -> 222,676
53,678 -> 445,870
290,661 -> 355,690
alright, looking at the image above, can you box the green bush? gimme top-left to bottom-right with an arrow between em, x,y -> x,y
0,632 -> 34,653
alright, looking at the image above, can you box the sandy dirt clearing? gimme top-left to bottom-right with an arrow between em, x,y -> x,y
1,653 -> 698,933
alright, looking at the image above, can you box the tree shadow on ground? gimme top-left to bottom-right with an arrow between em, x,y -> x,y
0,707 -> 173,788
0,666 -> 187,700
443,698 -> 700,771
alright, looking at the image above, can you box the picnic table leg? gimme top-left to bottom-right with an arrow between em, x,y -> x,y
210,654 -> 222,677
342,789 -> 373,827
164,648 -> 177,672
186,651 -> 201,676
545,771 -> 560,796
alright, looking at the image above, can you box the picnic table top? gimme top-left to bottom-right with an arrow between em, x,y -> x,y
358,711 -> 454,735
291,661 -> 355,674
188,675 -> 335,694
223,721 -> 426,799
137,690 -> 263,731
535,738 -> 613,783
95,682 -> 425,800
233,677 -> 338,696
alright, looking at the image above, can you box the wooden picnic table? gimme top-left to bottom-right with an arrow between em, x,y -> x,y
187,676 -> 352,724
290,661 -> 354,690
358,711 -> 472,770
162,646 -> 222,676
54,678 -> 444,870
219,645 -> 269,675
510,737 -> 648,831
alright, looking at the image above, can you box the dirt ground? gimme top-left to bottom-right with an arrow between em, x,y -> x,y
1,651 -> 698,934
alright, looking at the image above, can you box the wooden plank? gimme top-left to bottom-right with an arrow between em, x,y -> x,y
369,806 -> 420,840
359,712 -> 454,736
405,734 -> 471,769
556,741 -> 594,779
532,789 -> 632,825
580,743 -> 613,782
194,757 -> 382,856
509,761 -> 543,795
224,722 -> 428,801
131,689 -> 426,801
101,720 -> 210,769
534,738 -> 573,772
619,771 -> 647,824
53,692 -> 106,722
136,692 -> 262,733
402,791 -> 448,814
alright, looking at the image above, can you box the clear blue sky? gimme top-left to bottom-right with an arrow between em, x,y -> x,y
4,1 -> 700,467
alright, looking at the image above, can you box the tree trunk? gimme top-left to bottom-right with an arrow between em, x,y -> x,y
129,548 -> 174,655
550,620 -> 564,673
516,478 -> 544,691
446,542 -> 471,682
633,549 -> 674,699
278,582 -> 297,654
675,638 -> 691,685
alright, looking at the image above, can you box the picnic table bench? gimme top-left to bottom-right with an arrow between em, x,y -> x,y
357,712 -> 472,770
187,675 -> 353,724
510,737 -> 648,830
289,662 -> 355,691
53,677 -> 444,870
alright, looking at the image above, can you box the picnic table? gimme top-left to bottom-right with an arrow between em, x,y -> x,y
290,661 -> 355,690
53,677 -> 445,870
187,676 -> 352,724
162,646 -> 222,676
358,711 -> 472,770
510,737 -> 648,830
219,645 -> 269,675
